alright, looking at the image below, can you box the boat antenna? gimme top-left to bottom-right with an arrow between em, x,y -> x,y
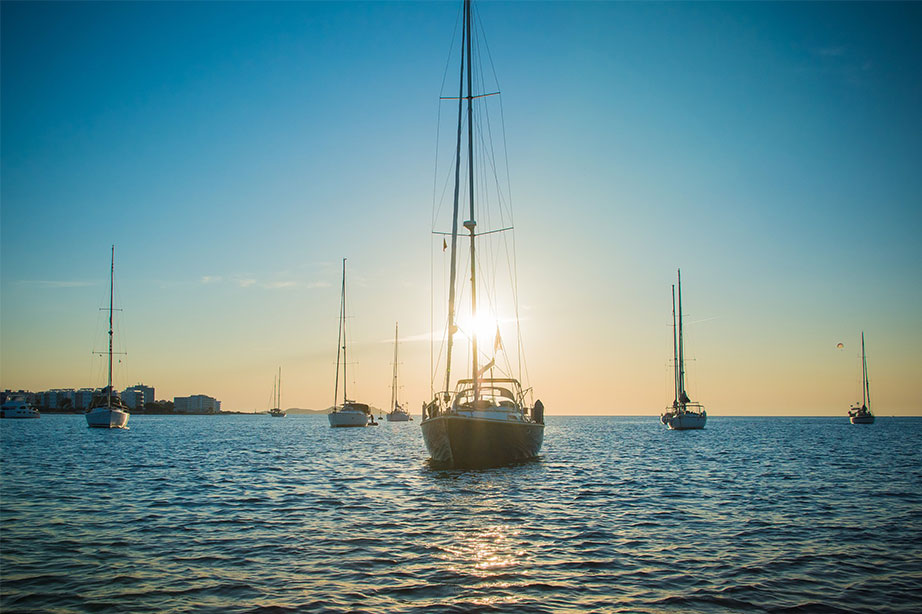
108,245 -> 115,409
443,0 -> 468,400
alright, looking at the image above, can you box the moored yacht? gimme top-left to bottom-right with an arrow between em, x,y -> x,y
268,367 -> 286,417
328,259 -> 373,428
420,0 -> 544,467
386,322 -> 411,422
0,398 -> 40,419
86,246 -> 129,429
661,270 -> 706,430
848,332 -> 875,425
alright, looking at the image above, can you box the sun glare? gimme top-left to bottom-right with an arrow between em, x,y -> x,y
456,311 -> 501,349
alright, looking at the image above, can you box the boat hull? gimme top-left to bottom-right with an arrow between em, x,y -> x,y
1,403 -> 40,419
328,409 -> 369,427
850,414 -> 875,424
663,411 -> 706,430
386,411 -> 411,422
269,411 -> 286,418
85,407 -> 129,429
420,414 -> 544,467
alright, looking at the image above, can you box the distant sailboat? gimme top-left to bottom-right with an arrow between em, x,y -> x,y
85,245 -> 130,429
269,367 -> 286,417
848,332 -> 875,424
420,0 -> 544,467
328,259 -> 373,427
661,269 -> 706,430
386,322 -> 411,422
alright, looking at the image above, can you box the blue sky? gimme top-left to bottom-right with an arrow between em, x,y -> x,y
2,1 -> 920,414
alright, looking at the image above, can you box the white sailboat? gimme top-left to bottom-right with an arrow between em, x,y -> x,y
386,322 -> 411,422
269,367 -> 286,417
661,269 -> 706,430
328,258 -> 373,427
420,0 -> 544,467
848,332 -> 875,424
1,398 -> 40,419
86,245 -> 130,429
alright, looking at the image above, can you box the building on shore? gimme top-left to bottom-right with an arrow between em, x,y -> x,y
174,394 -> 221,414
122,384 -> 155,410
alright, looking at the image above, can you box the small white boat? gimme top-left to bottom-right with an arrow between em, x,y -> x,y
386,322 -> 411,422
329,402 -> 373,427
0,398 -> 40,419
268,367 -> 286,417
85,387 -> 130,429
328,259 -> 373,428
848,332 -> 875,425
86,245 -> 130,429
661,269 -> 706,430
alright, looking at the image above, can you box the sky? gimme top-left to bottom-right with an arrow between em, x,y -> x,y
2,1 -> 920,415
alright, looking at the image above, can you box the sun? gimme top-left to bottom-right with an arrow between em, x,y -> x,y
456,310 -> 500,349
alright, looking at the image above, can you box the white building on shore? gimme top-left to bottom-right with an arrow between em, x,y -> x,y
122,384 -> 155,410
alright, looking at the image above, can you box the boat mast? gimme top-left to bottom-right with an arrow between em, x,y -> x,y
334,258 -> 346,408
463,0 -> 480,402
677,269 -> 688,404
391,322 -> 399,411
672,284 -> 679,407
443,0 -> 469,399
861,332 -> 869,410
278,366 -> 282,411
342,259 -> 348,403
107,245 -> 115,408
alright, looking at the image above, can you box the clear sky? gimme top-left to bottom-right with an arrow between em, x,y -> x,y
2,1 -> 920,415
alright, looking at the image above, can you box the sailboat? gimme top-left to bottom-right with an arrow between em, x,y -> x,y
420,0 -> 544,467
386,322 -> 411,422
661,269 -> 707,430
85,245 -> 130,429
269,367 -> 286,417
848,332 -> 875,424
328,258 -> 373,427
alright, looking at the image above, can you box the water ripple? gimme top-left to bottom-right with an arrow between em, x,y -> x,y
2,415 -> 921,613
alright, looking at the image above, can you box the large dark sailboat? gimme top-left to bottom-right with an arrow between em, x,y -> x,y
420,0 -> 544,467
661,269 -> 706,430
848,332 -> 875,424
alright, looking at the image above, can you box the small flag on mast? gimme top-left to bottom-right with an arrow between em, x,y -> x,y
494,326 -> 502,352
442,238 -> 447,251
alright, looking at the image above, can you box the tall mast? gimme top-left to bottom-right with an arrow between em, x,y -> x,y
342,259 -> 348,403
862,332 -> 869,409
334,258 -> 346,408
278,366 -> 282,411
672,284 -> 678,406
677,269 -> 687,402
107,245 -> 115,408
391,322 -> 399,411
443,0 -> 469,397
463,0 -> 480,401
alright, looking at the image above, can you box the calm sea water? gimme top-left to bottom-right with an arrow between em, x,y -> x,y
2,414 -> 920,613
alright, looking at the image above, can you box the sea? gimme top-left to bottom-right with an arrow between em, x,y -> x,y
1,414 -> 920,614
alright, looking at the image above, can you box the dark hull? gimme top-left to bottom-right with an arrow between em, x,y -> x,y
420,415 -> 544,468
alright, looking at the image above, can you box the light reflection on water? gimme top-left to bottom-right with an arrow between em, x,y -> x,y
1,414 -> 921,613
